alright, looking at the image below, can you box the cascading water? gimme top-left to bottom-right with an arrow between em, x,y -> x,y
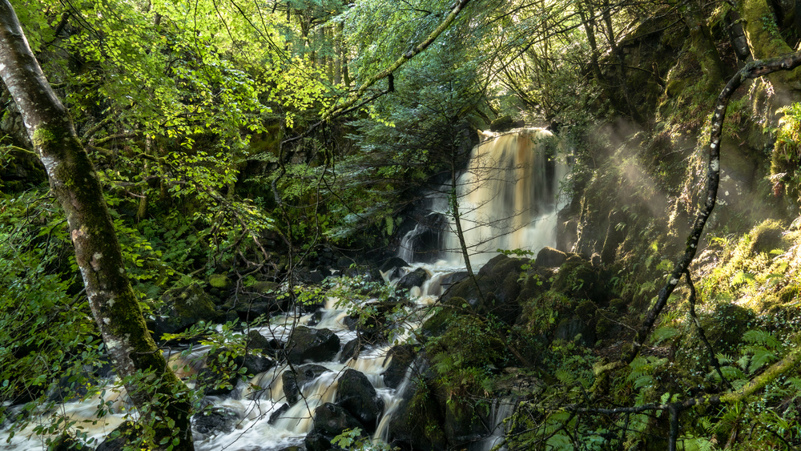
2,128 -> 564,450
444,128 -> 567,264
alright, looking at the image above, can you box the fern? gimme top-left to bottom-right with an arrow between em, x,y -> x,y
742,330 -> 782,350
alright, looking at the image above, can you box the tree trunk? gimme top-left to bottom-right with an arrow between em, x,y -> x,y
0,2 -> 193,449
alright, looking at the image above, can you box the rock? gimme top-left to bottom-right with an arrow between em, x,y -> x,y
269,403 -> 290,424
489,115 -> 521,132
339,338 -> 365,363
50,433 -> 91,450
295,267 -> 327,285
554,315 -> 596,346
335,369 -> 385,432
440,271 -> 468,290
304,431 -> 335,451
396,267 -> 429,290
193,407 -> 242,436
246,330 -> 271,351
234,354 -> 275,375
444,255 -> 528,325
382,345 -> 415,389
283,364 -> 330,404
385,360 -> 447,451
285,326 -> 341,364
154,283 -> 221,339
311,402 -> 365,438
380,256 -> 409,280
535,247 -> 567,267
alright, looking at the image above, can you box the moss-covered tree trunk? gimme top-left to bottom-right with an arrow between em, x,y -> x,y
0,2 -> 193,449
739,0 -> 801,99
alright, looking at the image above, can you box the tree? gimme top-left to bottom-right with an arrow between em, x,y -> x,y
0,1 -> 193,449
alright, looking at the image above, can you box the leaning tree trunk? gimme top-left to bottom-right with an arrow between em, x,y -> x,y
0,2 -> 193,449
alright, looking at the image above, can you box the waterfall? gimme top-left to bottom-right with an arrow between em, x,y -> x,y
2,129 -> 566,451
444,128 -> 567,265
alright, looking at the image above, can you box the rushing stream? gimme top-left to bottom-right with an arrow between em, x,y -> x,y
1,128 -> 565,450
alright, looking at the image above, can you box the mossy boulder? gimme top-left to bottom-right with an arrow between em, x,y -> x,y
153,283 -> 221,339
750,219 -> 787,255
442,255 -> 528,325
208,274 -> 231,289
550,258 -> 611,305
382,344 -> 416,388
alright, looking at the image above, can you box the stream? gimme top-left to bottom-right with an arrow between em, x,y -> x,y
1,127 -> 564,450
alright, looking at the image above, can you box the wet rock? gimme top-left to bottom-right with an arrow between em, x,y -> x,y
246,330 -> 271,352
380,256 -> 409,280
234,354 -> 275,375
386,360 -> 447,451
304,432 -> 335,451
193,406 -> 242,436
397,267 -> 429,290
283,364 -> 330,404
269,403 -> 290,424
535,246 -> 567,267
440,271 -> 468,290
554,315 -> 596,346
382,345 -> 416,389
50,433 -> 91,450
310,402 -> 365,438
285,326 -> 341,364
295,267 -> 327,285
339,338 -> 365,363
335,369 -> 385,432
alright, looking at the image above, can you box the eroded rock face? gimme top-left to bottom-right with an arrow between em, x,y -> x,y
285,326 -> 340,364
335,369 -> 384,432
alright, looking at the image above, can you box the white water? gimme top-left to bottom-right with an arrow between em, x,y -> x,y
444,128 -> 567,264
2,129 -> 560,450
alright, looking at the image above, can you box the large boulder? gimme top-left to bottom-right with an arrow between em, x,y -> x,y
335,369 -> 385,433
222,282 -> 288,322
285,326 -> 341,364
246,330 -> 284,358
442,254 -> 528,325
282,364 -> 330,404
339,338 -> 365,363
380,256 -> 409,280
396,268 -> 429,291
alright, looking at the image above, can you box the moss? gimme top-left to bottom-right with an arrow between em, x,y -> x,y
749,219 -> 787,254
208,274 -> 230,289
31,127 -> 57,148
